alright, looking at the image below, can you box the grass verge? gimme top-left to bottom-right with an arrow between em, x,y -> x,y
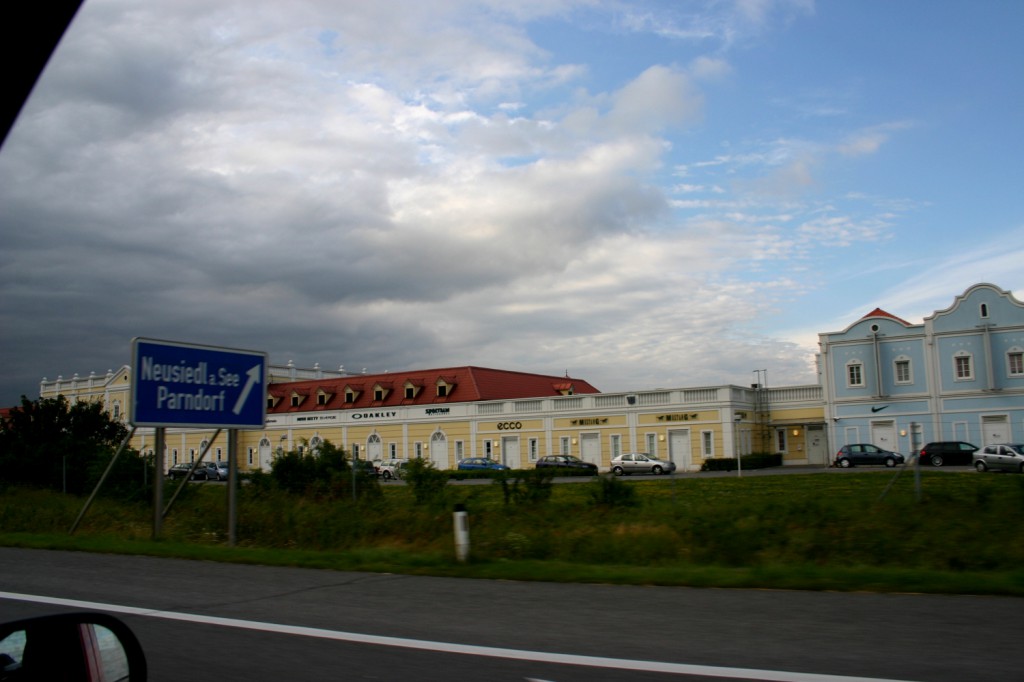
3,469 -> 1024,596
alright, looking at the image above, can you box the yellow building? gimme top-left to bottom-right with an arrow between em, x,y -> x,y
39,363 -> 827,471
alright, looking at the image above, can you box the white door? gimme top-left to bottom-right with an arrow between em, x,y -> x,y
982,416 -> 1008,445
430,432 -> 448,469
258,438 -> 272,470
367,434 -> 383,462
870,421 -> 897,451
806,425 -> 827,465
501,436 -> 520,469
668,429 -> 691,471
580,433 -> 601,466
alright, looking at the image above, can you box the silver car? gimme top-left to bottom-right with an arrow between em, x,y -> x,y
973,444 -> 1024,473
609,452 -> 676,476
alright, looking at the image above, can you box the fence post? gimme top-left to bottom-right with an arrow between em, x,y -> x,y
453,503 -> 470,563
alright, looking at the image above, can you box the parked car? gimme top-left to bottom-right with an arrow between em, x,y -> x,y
973,444 -> 1024,473
918,441 -> 978,467
377,458 -> 407,480
457,457 -> 508,471
201,461 -> 229,480
609,452 -> 676,476
353,459 -> 379,478
535,455 -> 598,475
834,444 -> 904,468
167,462 -> 208,480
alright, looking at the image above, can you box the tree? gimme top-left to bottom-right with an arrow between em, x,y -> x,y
0,395 -> 134,495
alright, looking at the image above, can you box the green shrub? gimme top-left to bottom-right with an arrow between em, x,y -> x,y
701,453 -> 782,471
403,458 -> 449,507
495,468 -> 555,506
588,474 -> 639,508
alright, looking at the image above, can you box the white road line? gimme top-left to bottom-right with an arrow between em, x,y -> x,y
1,591 -> 916,682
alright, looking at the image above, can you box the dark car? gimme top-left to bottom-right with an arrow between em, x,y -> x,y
919,441 -> 977,467
535,455 -> 598,475
834,444 -> 904,468
167,462 -> 208,480
353,459 -> 379,478
457,457 -> 508,471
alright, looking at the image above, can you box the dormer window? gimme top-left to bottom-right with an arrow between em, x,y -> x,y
435,376 -> 456,397
344,385 -> 362,403
290,394 -> 301,407
403,380 -> 423,400
372,382 -> 391,401
981,303 -> 989,318
317,392 -> 328,406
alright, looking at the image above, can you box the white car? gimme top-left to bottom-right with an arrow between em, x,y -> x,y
377,459 -> 407,480
609,452 -> 676,476
973,444 -> 1024,473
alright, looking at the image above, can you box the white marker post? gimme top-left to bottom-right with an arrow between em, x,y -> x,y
453,503 -> 470,563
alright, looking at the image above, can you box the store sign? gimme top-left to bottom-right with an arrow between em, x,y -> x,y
658,413 -> 700,422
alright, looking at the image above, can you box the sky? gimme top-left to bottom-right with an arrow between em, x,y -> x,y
1,0 -> 1022,405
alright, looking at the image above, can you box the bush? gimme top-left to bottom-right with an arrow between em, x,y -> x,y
701,453 -> 782,471
402,458 -> 449,507
589,474 -> 639,508
495,468 -> 555,506
269,439 -> 379,500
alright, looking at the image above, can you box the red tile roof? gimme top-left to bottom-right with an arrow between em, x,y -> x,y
267,366 -> 599,414
859,307 -> 911,326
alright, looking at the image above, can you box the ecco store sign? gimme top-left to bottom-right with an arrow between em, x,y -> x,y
496,421 -> 523,430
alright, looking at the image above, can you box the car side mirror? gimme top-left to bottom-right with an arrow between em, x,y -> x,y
0,612 -> 147,681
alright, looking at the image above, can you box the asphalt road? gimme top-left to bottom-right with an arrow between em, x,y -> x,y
1,547 -> 1020,681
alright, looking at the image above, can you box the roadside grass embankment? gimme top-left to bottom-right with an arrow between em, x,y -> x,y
2,469 -> 1023,596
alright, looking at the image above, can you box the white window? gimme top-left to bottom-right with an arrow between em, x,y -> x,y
775,429 -> 788,453
1008,349 -> 1024,377
172,449 -> 178,464
483,440 -> 492,458
528,438 -> 539,461
216,447 -> 222,462
454,440 -> 464,461
189,449 -> 196,463
646,433 -> 657,457
560,437 -> 571,455
954,352 -> 973,381
415,442 -> 423,458
701,431 -> 713,458
894,357 -> 912,384
610,434 -> 621,459
389,443 -> 397,458
351,443 -> 360,459
846,361 -> 864,387
248,447 -> 254,465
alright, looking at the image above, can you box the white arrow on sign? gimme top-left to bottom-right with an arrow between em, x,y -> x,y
232,365 -> 262,415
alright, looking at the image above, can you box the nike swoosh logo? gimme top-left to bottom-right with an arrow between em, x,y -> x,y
871,405 -> 889,413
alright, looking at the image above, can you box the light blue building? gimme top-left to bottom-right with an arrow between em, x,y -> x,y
818,283 -> 1024,458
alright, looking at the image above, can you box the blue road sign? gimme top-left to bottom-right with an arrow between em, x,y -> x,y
130,338 -> 267,428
